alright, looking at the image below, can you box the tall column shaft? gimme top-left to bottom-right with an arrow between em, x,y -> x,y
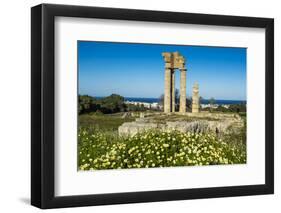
179,69 -> 187,113
164,68 -> 172,113
171,71 -> 175,112
192,83 -> 200,113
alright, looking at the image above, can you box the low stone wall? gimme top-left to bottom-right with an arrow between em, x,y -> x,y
118,113 -> 244,137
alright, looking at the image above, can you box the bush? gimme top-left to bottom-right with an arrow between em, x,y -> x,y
79,94 -> 126,114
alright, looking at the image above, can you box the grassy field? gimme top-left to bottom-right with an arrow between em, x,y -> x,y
78,112 -> 247,170
79,113 -> 134,131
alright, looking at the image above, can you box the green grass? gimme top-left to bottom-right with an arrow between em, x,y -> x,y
79,113 -> 134,131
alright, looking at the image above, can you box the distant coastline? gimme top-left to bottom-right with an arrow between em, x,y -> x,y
94,96 -> 246,105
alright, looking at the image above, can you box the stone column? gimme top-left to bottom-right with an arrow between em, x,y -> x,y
179,69 -> 186,113
192,82 -> 200,113
171,71 -> 175,112
164,68 -> 172,113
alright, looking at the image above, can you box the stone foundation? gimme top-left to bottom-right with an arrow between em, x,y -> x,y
118,113 -> 244,137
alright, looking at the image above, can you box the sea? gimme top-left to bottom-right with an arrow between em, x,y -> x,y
94,96 -> 246,105
125,97 -> 246,105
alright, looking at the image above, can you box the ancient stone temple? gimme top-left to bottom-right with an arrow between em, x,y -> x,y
192,82 -> 200,113
162,52 -> 187,113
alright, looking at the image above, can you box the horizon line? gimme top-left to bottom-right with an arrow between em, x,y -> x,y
79,94 -> 246,101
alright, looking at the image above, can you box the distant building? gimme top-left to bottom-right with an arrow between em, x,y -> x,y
124,101 -> 161,109
200,104 -> 230,109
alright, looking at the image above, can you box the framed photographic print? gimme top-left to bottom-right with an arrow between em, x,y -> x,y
31,4 -> 274,209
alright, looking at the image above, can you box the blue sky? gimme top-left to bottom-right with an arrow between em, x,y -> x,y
78,41 -> 246,100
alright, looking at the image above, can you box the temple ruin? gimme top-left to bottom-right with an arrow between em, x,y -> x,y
162,52 -> 187,113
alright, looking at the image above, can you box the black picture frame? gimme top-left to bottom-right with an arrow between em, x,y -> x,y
31,3 -> 274,209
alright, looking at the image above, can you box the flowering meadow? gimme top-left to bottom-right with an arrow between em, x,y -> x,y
78,127 -> 246,170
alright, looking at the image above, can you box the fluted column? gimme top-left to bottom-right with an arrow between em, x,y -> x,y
164,68 -> 172,113
179,69 -> 186,113
171,71 -> 175,112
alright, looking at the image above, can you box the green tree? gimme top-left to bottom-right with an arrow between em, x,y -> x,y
100,94 -> 126,113
79,95 -> 96,114
78,94 -> 126,114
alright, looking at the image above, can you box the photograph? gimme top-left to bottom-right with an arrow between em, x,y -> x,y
78,41 -> 247,171
29,3 -> 274,209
